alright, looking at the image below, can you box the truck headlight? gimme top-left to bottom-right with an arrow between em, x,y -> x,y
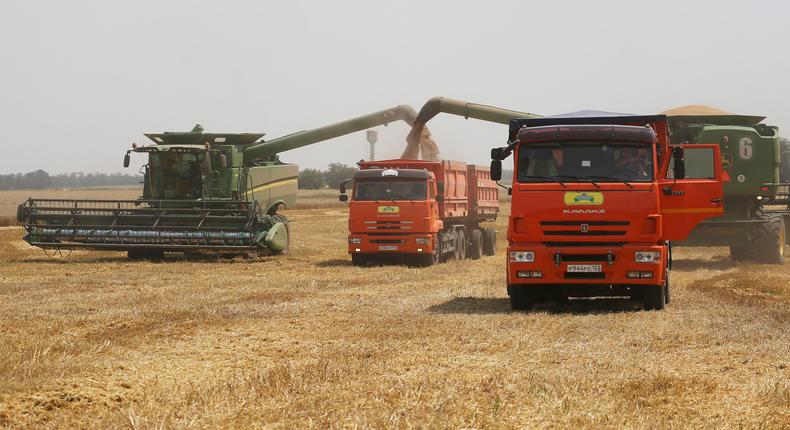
415,237 -> 430,245
635,251 -> 660,263
350,237 -> 362,244
510,251 -> 534,263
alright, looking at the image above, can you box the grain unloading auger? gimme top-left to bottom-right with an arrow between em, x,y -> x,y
401,97 -> 541,160
17,105 -> 422,258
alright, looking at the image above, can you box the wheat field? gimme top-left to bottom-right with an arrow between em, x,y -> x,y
0,189 -> 787,428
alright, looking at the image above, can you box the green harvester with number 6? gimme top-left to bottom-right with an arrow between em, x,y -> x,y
663,105 -> 790,263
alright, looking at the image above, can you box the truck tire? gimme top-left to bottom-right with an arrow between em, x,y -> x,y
470,229 -> 483,260
418,239 -> 441,267
483,228 -> 497,256
509,289 -> 534,311
417,254 -> 435,267
351,254 -> 368,267
454,230 -> 466,260
729,244 -> 750,262
664,271 -> 671,304
641,284 -> 666,311
755,214 -> 786,264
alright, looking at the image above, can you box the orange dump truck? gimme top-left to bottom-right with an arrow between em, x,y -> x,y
339,159 -> 499,266
490,113 -> 724,310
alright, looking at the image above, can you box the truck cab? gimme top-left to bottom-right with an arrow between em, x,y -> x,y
345,168 -> 439,265
492,114 -> 724,310
342,159 -> 499,267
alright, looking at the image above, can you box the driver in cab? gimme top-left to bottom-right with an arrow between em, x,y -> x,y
614,147 -> 648,180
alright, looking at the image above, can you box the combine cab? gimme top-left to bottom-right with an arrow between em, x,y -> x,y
18,105 -> 424,258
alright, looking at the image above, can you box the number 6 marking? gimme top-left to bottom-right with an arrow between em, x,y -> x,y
739,137 -> 753,160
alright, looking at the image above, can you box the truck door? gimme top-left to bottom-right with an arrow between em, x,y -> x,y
659,144 -> 724,240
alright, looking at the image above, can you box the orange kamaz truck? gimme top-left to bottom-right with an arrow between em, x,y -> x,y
489,113 -> 724,310
339,159 -> 499,266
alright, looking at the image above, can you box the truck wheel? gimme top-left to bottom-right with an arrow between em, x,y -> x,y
755,214 -> 785,264
483,228 -> 497,256
510,289 -> 534,311
417,254 -> 434,267
641,284 -> 666,311
664,271 -> 671,304
351,254 -> 368,267
454,230 -> 466,260
418,241 -> 441,267
470,229 -> 483,260
729,244 -> 751,262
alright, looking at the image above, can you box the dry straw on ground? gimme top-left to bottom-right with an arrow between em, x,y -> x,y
0,189 -> 787,428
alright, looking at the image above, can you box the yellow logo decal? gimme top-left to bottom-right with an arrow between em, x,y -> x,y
378,205 -> 400,214
564,192 -> 604,206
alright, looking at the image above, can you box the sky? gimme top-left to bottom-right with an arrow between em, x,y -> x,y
1,0 -> 789,174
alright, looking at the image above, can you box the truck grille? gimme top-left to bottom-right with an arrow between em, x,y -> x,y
540,220 -> 629,237
364,220 -> 414,231
543,242 -> 626,247
561,254 -> 614,262
371,239 -> 405,244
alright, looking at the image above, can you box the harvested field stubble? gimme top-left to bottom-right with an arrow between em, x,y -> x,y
0,191 -> 787,428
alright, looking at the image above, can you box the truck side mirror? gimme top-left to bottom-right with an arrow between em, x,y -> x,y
491,147 -> 505,160
672,147 -> 686,179
490,160 -> 502,181
123,152 -> 130,168
339,179 -> 352,202
219,153 -> 228,168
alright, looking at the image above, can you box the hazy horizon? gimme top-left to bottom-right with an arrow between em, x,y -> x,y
2,0 -> 788,175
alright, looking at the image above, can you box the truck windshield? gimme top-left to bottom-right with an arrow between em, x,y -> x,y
148,152 -> 207,199
516,142 -> 654,183
354,180 -> 427,201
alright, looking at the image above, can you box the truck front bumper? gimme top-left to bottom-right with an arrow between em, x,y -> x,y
507,244 -> 667,290
348,233 -> 434,255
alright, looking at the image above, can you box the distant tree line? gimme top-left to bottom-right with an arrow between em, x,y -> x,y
0,170 -> 142,190
299,164 -> 514,189
298,163 -> 359,189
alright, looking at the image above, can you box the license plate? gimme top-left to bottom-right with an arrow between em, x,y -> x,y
378,245 -> 399,251
567,264 -> 602,273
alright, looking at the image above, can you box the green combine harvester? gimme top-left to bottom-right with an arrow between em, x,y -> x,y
663,105 -> 790,263
16,105 -> 420,258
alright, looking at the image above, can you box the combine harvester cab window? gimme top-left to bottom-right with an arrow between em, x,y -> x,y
354,180 -> 427,201
149,152 -> 207,199
516,142 -> 654,183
